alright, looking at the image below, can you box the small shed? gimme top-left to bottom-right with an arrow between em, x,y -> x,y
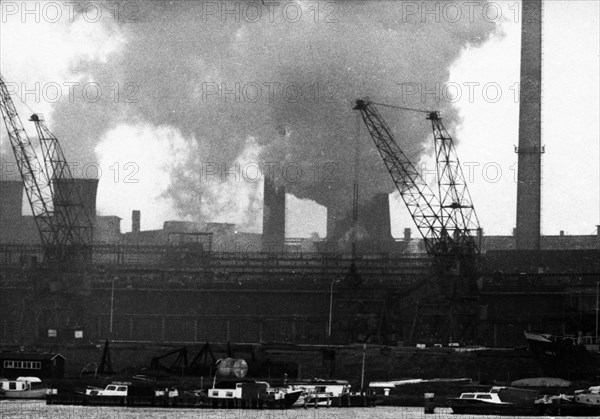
0,352 -> 65,379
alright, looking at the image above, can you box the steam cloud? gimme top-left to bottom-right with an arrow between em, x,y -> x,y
1,1 -> 497,232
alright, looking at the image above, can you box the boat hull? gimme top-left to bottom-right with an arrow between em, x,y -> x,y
302,394 -> 376,407
524,331 -> 600,379
47,389 -> 303,409
540,401 -> 600,417
450,399 -> 539,416
0,388 -> 47,399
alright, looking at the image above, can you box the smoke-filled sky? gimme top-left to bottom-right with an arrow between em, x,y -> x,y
1,1 -> 598,237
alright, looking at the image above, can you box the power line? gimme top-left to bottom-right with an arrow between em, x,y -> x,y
370,101 -> 434,115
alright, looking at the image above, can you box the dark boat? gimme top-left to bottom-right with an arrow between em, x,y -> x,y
524,331 -> 600,378
201,380 -> 302,409
368,378 -> 472,406
449,386 -> 540,416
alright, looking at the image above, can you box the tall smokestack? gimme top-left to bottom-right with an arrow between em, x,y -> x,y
515,0 -> 543,250
132,210 -> 141,233
262,174 -> 285,252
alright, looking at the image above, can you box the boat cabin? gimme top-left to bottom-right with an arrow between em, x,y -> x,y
0,376 -> 43,392
86,383 -> 129,397
458,391 -> 507,404
456,386 -> 539,405
289,380 -> 351,397
209,381 -> 269,399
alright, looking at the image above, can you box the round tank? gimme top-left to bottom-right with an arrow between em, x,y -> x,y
216,358 -> 248,379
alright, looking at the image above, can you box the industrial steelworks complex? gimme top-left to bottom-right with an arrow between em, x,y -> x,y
0,0 -> 599,383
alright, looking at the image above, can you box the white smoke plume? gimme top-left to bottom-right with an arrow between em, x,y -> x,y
1,1 -> 498,233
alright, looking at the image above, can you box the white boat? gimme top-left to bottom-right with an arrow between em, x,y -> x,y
82,381 -> 155,398
0,376 -> 47,399
85,383 -> 129,397
449,386 -> 540,416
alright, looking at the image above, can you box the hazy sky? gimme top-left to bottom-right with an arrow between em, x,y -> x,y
0,1 -> 598,237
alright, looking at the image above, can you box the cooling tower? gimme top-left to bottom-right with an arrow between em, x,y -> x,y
52,178 -> 98,220
0,180 -> 23,220
52,179 -> 98,246
328,193 -> 395,253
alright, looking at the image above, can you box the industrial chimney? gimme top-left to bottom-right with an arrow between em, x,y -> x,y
132,210 -> 141,233
515,0 -> 543,250
262,174 -> 285,252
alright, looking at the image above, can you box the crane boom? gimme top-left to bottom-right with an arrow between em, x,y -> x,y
31,113 -> 94,248
354,99 -> 480,278
0,74 -> 56,249
353,100 -> 446,252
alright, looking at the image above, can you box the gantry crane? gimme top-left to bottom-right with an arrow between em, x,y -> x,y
354,99 -> 481,342
0,74 -> 93,262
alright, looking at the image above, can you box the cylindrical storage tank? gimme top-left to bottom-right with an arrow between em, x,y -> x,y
216,358 -> 248,379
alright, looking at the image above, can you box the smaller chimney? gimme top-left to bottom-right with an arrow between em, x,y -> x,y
403,228 -> 411,241
132,210 -> 141,233
559,230 -> 564,237
477,227 -> 483,238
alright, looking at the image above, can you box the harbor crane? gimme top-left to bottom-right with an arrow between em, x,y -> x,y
353,99 -> 480,283
354,99 -> 481,341
0,74 -> 93,263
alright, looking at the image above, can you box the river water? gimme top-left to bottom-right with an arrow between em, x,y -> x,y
3,400 -> 595,419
